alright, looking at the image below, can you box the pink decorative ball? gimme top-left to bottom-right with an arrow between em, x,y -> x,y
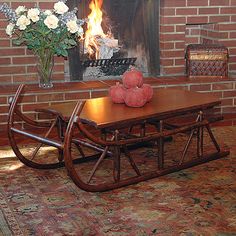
122,68 -> 143,89
124,87 -> 147,107
109,82 -> 126,103
142,84 -> 153,102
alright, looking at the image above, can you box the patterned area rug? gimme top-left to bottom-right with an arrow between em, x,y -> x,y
0,126 -> 235,236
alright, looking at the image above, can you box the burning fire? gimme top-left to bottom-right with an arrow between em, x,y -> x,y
84,0 -> 119,59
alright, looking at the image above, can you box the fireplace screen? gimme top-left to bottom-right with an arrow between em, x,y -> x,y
68,0 -> 160,80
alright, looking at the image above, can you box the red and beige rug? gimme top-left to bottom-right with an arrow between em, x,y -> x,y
0,126 -> 235,235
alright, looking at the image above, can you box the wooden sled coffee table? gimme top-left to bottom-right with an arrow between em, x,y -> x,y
8,84 -> 230,192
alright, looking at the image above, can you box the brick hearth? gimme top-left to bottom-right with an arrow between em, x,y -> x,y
0,76 -> 235,131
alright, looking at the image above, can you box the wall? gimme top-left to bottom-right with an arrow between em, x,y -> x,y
0,77 -> 235,131
159,0 -> 236,76
1,0 -> 236,83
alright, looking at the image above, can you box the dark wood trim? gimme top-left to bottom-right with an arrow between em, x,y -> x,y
67,0 -> 83,81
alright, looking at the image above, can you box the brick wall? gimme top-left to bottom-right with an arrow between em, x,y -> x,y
160,0 -> 236,76
0,77 -> 235,131
1,1 -> 236,83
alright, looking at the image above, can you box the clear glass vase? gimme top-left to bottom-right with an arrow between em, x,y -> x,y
36,50 -> 54,88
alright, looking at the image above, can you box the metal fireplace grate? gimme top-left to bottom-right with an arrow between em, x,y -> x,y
81,57 -> 137,67
81,57 -> 137,76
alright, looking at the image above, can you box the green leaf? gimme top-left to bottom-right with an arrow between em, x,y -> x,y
60,43 -> 67,50
34,39 -> 41,46
69,39 -> 77,46
27,45 -> 34,50
61,49 -> 68,57
64,38 -> 70,44
13,38 -> 25,46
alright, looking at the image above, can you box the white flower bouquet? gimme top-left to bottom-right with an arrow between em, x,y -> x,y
0,0 -> 85,87
1,0 -> 84,56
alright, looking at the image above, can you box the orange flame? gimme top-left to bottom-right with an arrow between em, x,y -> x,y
84,0 -> 106,59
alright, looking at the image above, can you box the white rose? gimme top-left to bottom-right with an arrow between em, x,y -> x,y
15,6 -> 27,16
44,10 -> 52,16
77,26 -> 84,37
6,23 -> 15,36
44,15 -> 59,29
66,20 -> 79,34
16,15 -> 31,30
54,1 -> 69,15
27,8 -> 40,23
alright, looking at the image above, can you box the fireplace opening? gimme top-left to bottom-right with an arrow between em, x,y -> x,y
67,0 -> 160,81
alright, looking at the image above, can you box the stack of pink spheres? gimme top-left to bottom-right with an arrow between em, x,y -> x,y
109,68 -> 154,107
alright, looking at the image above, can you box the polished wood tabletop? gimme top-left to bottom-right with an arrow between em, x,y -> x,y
45,88 -> 220,129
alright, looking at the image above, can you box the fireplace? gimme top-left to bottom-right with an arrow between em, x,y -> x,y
67,0 -> 160,80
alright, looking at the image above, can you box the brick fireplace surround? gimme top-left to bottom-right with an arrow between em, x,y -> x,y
0,0 -> 236,131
